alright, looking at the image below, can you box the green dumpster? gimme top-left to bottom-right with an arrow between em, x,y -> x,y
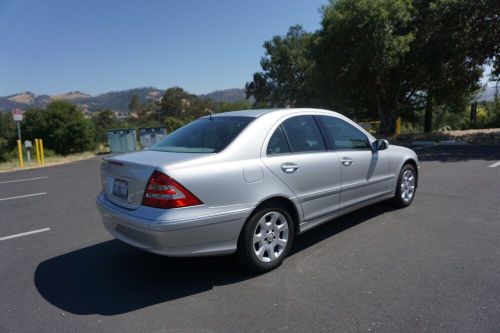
106,129 -> 137,153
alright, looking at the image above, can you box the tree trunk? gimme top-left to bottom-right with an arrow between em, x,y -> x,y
376,94 -> 395,136
470,102 -> 478,124
424,91 -> 433,133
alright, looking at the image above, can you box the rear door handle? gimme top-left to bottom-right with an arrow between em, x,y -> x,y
281,163 -> 300,173
340,157 -> 353,167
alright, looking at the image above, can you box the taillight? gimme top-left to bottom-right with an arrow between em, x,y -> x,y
142,170 -> 203,209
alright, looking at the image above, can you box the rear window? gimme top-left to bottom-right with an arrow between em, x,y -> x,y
150,116 -> 253,153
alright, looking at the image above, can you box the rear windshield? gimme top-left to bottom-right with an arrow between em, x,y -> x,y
150,116 -> 253,153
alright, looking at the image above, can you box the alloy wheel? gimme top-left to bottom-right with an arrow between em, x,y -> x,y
252,211 -> 289,263
400,169 -> 416,202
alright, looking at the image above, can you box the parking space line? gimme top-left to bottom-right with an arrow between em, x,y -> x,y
488,161 -> 500,168
0,228 -> 51,242
0,192 -> 47,202
0,176 -> 48,184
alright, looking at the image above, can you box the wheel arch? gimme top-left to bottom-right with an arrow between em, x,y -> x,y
402,158 -> 419,187
246,196 -> 301,237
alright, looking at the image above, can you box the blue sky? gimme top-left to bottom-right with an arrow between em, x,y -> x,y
0,0 -> 327,96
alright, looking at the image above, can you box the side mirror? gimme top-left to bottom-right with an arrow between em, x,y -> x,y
373,139 -> 389,151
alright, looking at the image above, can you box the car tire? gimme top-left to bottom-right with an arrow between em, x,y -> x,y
392,163 -> 417,208
237,203 -> 295,272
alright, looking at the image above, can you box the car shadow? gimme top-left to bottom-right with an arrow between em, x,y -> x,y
416,144 -> 500,162
34,202 -> 398,316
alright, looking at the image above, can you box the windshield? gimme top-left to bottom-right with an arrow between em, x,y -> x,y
150,116 -> 253,153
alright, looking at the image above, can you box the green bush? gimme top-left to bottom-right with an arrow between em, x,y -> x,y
164,117 -> 186,133
22,101 -> 95,155
0,137 -> 10,162
0,112 -> 17,162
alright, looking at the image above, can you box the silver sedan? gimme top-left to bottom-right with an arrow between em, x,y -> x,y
96,108 -> 419,271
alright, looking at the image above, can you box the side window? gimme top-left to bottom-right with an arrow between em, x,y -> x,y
282,115 -> 326,153
267,126 -> 290,155
319,116 -> 370,150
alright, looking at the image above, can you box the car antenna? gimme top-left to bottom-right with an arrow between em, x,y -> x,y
206,110 -> 214,121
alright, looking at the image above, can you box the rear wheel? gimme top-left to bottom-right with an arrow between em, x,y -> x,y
392,164 -> 417,207
237,204 -> 295,272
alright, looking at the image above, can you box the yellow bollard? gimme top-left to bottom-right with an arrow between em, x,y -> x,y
35,139 -> 41,165
17,140 -> 24,168
40,139 -> 45,165
395,117 -> 402,135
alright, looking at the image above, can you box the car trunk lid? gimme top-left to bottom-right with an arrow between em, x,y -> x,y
101,151 -> 207,209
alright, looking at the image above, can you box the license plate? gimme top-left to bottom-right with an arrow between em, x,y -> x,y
112,179 -> 128,200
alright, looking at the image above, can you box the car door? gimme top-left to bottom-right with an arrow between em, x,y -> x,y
262,115 -> 342,222
317,115 -> 389,209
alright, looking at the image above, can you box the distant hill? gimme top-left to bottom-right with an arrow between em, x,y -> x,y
0,87 -> 250,113
51,91 -> 92,101
0,92 -> 53,110
200,88 -> 250,103
82,87 -> 164,112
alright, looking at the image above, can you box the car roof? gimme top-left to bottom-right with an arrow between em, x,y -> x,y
206,107 -> 376,141
208,107 -> 351,119
206,109 -> 282,118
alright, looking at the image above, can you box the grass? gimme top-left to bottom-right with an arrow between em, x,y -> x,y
0,151 -> 97,173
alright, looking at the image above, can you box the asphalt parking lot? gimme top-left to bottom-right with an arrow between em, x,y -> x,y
1,145 -> 500,332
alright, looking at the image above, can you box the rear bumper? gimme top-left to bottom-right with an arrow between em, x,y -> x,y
95,193 -> 251,256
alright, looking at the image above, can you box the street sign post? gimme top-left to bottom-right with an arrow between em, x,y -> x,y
11,109 -> 24,167
11,108 -> 23,122
11,109 -> 23,142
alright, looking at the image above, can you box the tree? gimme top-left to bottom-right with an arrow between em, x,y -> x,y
128,94 -> 142,114
0,112 -> 17,162
495,83 -> 500,126
129,94 -> 155,126
314,0 -> 415,134
23,101 -> 95,155
157,87 -> 212,121
409,0 -> 500,132
0,112 -> 16,143
93,109 -> 116,142
158,87 -> 193,119
213,100 -> 252,113
93,109 -> 115,130
245,25 -> 315,108
164,117 -> 186,133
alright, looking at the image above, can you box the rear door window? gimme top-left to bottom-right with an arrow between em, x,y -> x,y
281,115 -> 326,153
318,116 -> 370,150
267,126 -> 291,155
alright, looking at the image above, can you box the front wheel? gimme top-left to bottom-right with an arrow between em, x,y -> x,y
392,164 -> 417,207
237,204 -> 295,272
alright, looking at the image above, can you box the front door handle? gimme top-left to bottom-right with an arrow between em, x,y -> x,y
281,163 -> 300,173
340,157 -> 353,167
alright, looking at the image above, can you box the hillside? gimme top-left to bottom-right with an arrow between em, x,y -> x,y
200,88 -> 249,103
0,87 -> 249,112
51,91 -> 92,101
1,92 -> 53,110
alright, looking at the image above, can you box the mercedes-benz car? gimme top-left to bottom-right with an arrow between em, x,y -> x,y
96,108 -> 419,272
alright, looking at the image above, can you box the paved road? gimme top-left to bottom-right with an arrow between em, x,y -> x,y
1,146 -> 499,332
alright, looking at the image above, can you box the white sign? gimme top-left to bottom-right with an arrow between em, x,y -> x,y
11,108 -> 23,122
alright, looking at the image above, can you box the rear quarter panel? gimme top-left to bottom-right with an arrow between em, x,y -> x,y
162,158 -> 297,210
